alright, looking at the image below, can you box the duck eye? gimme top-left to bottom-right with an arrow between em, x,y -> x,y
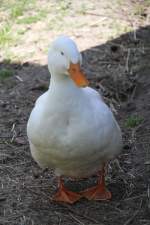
61,51 -> 64,56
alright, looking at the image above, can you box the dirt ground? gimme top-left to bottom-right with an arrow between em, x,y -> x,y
1,1 -> 150,225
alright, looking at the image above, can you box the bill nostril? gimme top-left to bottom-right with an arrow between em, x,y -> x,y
72,68 -> 76,72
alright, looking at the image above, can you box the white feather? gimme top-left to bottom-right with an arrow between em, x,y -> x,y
27,36 -> 122,178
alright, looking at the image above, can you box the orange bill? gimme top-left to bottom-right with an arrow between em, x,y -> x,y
68,63 -> 89,87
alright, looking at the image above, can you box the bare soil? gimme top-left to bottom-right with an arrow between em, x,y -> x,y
0,23 -> 150,225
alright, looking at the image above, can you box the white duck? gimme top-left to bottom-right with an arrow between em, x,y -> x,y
27,36 -> 122,204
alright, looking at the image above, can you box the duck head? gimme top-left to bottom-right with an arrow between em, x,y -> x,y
48,36 -> 89,87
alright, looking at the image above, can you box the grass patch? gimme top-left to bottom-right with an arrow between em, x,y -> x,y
0,0 -> 41,47
0,0 -> 35,19
0,23 -> 21,47
17,15 -> 40,24
17,10 -> 47,24
10,2 -> 26,19
125,115 -> 144,128
59,0 -> 71,11
56,0 -> 72,16
133,4 -> 146,16
0,68 -> 14,80
0,24 -> 13,47
11,0 -> 36,18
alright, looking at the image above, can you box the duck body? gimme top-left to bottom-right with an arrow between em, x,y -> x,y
27,78 -> 122,178
27,36 -> 122,203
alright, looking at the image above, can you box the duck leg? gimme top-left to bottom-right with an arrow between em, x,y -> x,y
80,164 -> 111,200
53,177 -> 82,204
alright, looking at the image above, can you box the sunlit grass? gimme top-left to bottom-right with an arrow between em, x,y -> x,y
0,0 -> 37,47
10,2 -> 26,19
17,10 -> 47,24
0,0 -> 48,49
0,0 -> 149,62
0,24 -> 13,47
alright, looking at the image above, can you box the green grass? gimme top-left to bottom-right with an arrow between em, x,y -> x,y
10,2 -> 26,19
56,0 -> 72,16
0,0 -> 35,19
0,24 -> 13,47
0,0 -> 37,47
125,115 -> 144,128
17,15 -> 40,24
17,10 -> 47,24
58,0 -> 71,11
0,1 -> 47,47
0,23 -> 22,47
0,68 -> 14,79
0,0 -> 148,63
132,1 -> 150,16
133,4 -> 145,16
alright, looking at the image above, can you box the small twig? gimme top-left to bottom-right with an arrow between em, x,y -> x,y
15,75 -> 23,82
114,159 -> 124,173
125,49 -> 131,72
58,217 -> 62,225
83,12 -> 108,17
11,123 -> 17,142
130,85 -> 137,101
90,18 -> 107,27
11,123 -> 16,132
69,213 -> 85,225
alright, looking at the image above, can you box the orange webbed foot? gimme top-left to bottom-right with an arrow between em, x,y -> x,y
80,185 -> 111,200
53,178 -> 82,204
80,163 -> 112,201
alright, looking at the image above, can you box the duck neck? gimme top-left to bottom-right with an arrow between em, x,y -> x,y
48,70 -> 81,96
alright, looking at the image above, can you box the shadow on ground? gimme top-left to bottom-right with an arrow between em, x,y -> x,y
0,26 -> 150,225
